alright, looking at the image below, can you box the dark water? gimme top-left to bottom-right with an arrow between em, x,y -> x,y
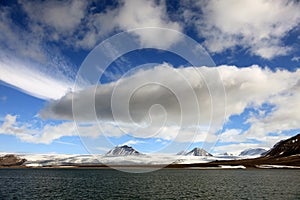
0,169 -> 299,200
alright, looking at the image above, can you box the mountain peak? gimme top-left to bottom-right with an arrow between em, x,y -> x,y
105,145 -> 141,156
184,148 -> 212,156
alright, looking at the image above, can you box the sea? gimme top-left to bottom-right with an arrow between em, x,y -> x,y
0,168 -> 299,199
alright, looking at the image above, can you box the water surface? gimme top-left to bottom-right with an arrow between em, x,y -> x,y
0,168 -> 299,199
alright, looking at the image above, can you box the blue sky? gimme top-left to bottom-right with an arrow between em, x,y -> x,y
0,0 -> 300,155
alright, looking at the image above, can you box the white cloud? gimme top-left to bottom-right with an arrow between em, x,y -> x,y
0,115 -> 22,134
20,0 -> 88,34
184,0 -> 300,59
42,64 -> 300,122
214,134 -> 292,155
0,0 -> 183,101
213,143 -> 267,155
0,114 -> 104,144
112,0 -> 182,48
0,96 -> 7,101
218,129 -> 244,143
0,4 -> 80,100
292,56 -> 300,62
0,57 -> 75,100
1,1 -> 300,149
2,63 -> 299,146
39,64 -> 300,145
0,7 -> 46,62
41,63 -> 224,126
1,61 -> 299,146
18,0 -> 182,50
246,80 -> 300,139
121,140 -> 146,146
76,0 -> 183,49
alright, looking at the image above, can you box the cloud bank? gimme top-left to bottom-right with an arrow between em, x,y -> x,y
39,64 -> 300,145
42,64 -> 300,122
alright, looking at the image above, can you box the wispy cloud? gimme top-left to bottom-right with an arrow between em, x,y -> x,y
54,140 -> 77,146
0,96 -> 7,101
292,56 -> 300,62
0,57 -> 74,100
121,140 -> 146,146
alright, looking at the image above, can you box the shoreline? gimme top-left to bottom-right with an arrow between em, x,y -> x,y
1,163 -> 300,170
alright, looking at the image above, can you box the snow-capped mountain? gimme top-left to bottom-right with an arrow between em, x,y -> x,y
105,145 -> 141,156
176,150 -> 188,155
239,148 -> 267,156
221,152 -> 233,156
184,148 -> 212,156
21,154 -> 101,166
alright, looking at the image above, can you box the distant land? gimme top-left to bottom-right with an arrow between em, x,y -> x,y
170,133 -> 300,169
1,134 -> 299,169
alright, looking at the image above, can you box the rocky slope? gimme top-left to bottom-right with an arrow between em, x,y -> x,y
184,148 -> 212,156
264,134 -> 300,158
239,148 -> 267,156
0,154 -> 26,166
106,145 -> 141,156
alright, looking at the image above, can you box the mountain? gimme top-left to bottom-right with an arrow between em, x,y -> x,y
189,134 -> 300,168
264,134 -> 300,158
239,148 -> 267,156
105,145 -> 141,156
176,150 -> 188,155
0,154 -> 26,166
184,148 -> 212,156
219,152 -> 234,156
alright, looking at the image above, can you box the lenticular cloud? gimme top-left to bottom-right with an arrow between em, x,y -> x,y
40,63 -> 225,128
40,64 -> 300,132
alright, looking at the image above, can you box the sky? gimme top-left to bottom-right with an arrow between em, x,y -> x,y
0,0 -> 300,155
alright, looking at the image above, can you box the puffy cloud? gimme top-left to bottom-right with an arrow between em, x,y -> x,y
217,75 -> 300,149
218,129 -> 244,143
0,113 -> 216,145
292,56 -> 300,62
0,115 -> 23,134
183,0 -> 300,59
20,0 -> 88,34
0,6 -> 46,62
112,0 -> 182,48
213,143 -> 267,155
76,0 -> 182,49
246,79 -> 300,139
214,133 -> 292,155
0,114 -> 104,144
17,0 -> 182,50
